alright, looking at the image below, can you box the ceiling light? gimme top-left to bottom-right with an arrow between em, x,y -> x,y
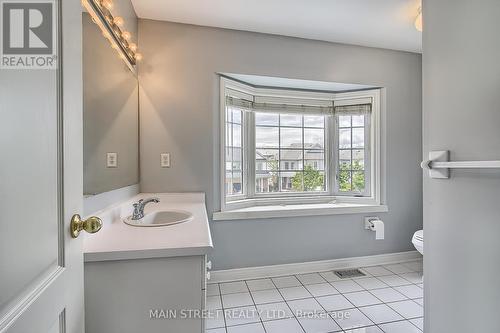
415,6 -> 423,32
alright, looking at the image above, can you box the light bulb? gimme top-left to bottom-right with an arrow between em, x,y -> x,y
113,16 -> 124,27
129,43 -> 137,52
135,53 -> 143,61
102,0 -> 113,10
102,31 -> 111,39
122,31 -> 131,41
415,7 -> 423,32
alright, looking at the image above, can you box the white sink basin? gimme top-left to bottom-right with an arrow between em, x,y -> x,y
123,210 -> 193,227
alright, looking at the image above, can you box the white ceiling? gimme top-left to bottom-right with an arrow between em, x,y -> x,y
223,73 -> 377,92
131,0 -> 422,53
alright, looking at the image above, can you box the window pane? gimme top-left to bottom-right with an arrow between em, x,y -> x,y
280,114 -> 302,127
304,115 -> 324,128
256,149 -> 279,170
304,150 -> 324,170
339,128 -> 351,149
280,160 -> 303,171
304,170 -> 325,192
339,150 -> 351,170
352,149 -> 364,170
232,147 -> 242,171
253,108 -> 327,195
280,172 -> 302,192
280,149 -> 302,164
232,109 -> 242,124
256,126 -> 279,148
225,147 -> 233,171
338,115 -> 351,127
352,115 -> 364,127
255,113 -> 279,126
226,123 -> 232,147
233,124 -> 242,147
352,128 -> 364,148
231,172 -> 243,194
225,107 -> 244,198
339,171 -> 352,192
256,173 -> 279,193
281,128 -> 302,148
226,171 -> 233,195
352,171 -> 365,192
304,128 -> 324,149
255,149 -> 279,193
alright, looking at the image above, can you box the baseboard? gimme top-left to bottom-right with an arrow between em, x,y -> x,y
210,251 -> 421,283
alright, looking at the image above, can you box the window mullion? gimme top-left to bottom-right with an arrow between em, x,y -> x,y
278,115 -> 282,192
246,111 -> 256,199
364,113 -> 372,197
301,116 -> 305,191
329,114 -> 338,195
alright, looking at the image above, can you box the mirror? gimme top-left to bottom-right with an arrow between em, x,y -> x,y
82,2 -> 139,196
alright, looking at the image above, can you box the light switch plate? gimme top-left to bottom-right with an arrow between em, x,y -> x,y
106,152 -> 118,168
161,153 -> 170,168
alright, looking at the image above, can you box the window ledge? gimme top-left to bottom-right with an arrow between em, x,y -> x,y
212,203 -> 388,221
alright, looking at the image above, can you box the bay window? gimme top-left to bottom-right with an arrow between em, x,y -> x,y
218,77 -> 383,216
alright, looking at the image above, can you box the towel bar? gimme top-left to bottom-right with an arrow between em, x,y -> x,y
421,151 -> 500,179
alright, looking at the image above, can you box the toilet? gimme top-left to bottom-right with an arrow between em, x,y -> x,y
412,230 -> 424,255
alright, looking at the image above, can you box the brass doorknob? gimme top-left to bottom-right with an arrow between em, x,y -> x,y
70,214 -> 102,238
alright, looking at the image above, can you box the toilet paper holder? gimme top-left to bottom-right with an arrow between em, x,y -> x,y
364,216 -> 385,240
364,217 -> 379,230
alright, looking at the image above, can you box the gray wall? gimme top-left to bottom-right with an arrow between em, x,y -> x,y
83,10 -> 139,195
138,20 -> 423,270
423,1 -> 500,332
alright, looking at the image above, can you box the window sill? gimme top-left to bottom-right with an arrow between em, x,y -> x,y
212,203 -> 388,221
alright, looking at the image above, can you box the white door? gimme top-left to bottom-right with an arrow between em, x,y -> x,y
423,1 -> 500,332
0,0 -> 91,332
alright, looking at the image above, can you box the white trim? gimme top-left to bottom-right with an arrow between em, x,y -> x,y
212,203 -> 388,220
210,251 -> 421,283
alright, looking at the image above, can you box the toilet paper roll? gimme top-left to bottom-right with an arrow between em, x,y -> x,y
369,220 -> 385,240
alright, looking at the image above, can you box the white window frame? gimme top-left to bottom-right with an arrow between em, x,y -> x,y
218,77 -> 383,215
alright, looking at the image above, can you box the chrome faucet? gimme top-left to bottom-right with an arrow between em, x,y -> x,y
132,197 -> 160,220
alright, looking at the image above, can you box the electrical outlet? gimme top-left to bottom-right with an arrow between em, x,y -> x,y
161,153 -> 170,168
106,152 -> 118,168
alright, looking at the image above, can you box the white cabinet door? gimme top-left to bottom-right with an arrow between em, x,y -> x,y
0,0 -> 87,332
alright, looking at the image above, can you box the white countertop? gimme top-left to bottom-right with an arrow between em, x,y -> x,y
83,193 -> 213,262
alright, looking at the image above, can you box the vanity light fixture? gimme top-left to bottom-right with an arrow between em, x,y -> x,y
82,0 -> 141,73
415,6 -> 423,32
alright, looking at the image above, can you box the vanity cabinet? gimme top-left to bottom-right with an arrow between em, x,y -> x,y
84,255 -> 208,333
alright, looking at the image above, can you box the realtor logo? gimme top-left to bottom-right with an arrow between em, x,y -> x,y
1,0 -> 56,69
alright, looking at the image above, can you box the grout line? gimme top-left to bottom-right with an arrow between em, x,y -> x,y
293,273 -> 351,332
269,275 -> 306,333
377,318 -> 424,332
408,317 -> 424,332
217,282 -> 229,331
244,280 -> 268,333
